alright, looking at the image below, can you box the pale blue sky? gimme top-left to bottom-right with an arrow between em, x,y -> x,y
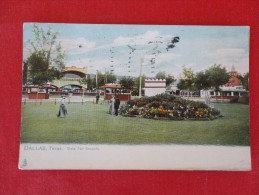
23,23 -> 249,78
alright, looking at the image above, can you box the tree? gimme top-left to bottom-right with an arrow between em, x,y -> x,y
155,71 -> 166,79
106,71 -> 117,83
96,71 -> 105,88
85,75 -> 94,89
239,72 -> 249,91
177,65 -> 195,91
165,74 -> 176,86
92,71 -> 118,88
205,64 -> 230,92
27,51 -> 56,85
155,71 -> 176,86
135,74 -> 146,89
194,71 -> 211,90
177,79 -> 188,91
22,61 -> 28,85
26,24 -> 65,85
119,76 -> 135,89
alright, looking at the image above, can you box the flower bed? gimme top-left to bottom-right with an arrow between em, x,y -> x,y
119,94 -> 221,120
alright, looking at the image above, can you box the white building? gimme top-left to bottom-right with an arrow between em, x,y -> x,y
200,85 -> 247,98
144,79 -> 166,97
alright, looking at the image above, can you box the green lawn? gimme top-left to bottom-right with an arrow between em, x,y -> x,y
21,102 -> 250,145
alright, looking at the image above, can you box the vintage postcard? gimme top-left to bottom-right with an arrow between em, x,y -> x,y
19,23 -> 250,170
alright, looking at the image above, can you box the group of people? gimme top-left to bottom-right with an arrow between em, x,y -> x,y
57,94 -> 121,118
109,95 -> 120,116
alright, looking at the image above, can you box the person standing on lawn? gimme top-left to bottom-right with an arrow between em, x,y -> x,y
57,96 -> 67,118
109,95 -> 115,115
114,96 -> 120,116
96,91 -> 100,104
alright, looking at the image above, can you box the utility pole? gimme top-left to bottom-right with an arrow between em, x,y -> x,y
139,58 -> 144,97
96,70 -> 98,88
105,69 -> 107,84
82,74 -> 87,99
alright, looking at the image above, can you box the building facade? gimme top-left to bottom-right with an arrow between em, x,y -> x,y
144,79 -> 166,97
52,66 -> 88,91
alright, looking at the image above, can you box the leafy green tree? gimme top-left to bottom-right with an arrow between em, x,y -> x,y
23,60 -> 28,85
86,75 -> 94,89
94,71 -> 118,88
205,64 -> 230,92
106,71 -> 117,83
155,71 -> 166,79
27,51 -> 56,85
96,71 -> 105,88
194,71 -> 211,90
177,65 -> 195,91
119,76 -> 135,89
177,79 -> 187,90
165,74 -> 176,86
239,72 -> 249,91
26,24 -> 65,85
156,71 -> 176,86
135,74 -> 146,89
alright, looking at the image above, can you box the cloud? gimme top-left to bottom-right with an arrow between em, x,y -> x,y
201,48 -> 249,73
60,30 -> 175,67
66,57 -> 121,74
204,48 -> 247,59
214,58 -> 249,74
136,52 -> 181,71
154,52 -> 181,64
23,37 -> 97,60
59,38 -> 96,54
113,30 -> 170,47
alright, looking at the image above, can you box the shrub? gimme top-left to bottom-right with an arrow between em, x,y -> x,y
120,94 -> 221,120
230,97 -> 239,103
238,94 -> 249,104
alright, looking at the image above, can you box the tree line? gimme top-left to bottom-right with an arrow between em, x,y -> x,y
83,71 -> 175,89
177,65 -> 249,92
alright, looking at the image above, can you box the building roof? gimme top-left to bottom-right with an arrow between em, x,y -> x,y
99,84 -> 122,89
63,66 -> 87,78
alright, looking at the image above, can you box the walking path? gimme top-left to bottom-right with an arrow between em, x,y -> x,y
22,95 -> 105,103
22,95 -> 227,104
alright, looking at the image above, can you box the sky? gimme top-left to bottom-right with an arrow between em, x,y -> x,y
23,23 -> 249,78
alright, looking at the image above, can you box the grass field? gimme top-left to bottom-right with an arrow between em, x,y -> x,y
21,101 -> 250,145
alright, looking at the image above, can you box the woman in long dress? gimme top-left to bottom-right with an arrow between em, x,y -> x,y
57,97 -> 67,118
109,95 -> 115,115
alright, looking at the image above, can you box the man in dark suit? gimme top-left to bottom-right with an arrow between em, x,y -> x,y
114,96 -> 121,116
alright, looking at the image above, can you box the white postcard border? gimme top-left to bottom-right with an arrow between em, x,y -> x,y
19,144 -> 251,170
